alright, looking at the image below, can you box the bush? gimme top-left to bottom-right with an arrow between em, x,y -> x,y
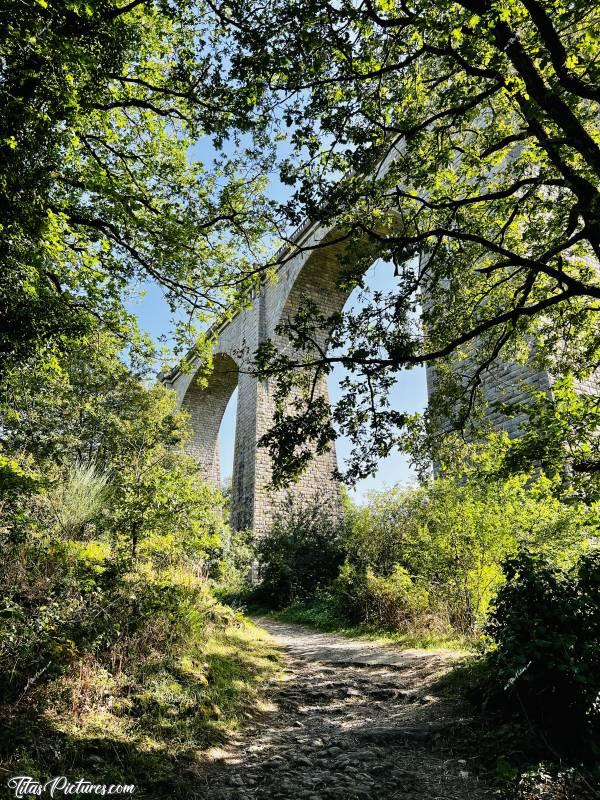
211,527 -> 257,600
256,497 -> 346,607
0,516 -> 279,797
0,334 -> 282,795
0,451 -> 42,540
486,550 -> 600,757
0,451 -> 232,703
255,472 -> 595,641
44,462 -> 108,539
0,533 -> 121,699
331,562 -> 432,631
345,475 -> 592,633
0,532 -> 230,703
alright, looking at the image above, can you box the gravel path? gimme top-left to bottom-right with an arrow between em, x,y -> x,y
196,617 -> 496,799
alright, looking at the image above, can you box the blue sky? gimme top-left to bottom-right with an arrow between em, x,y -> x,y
129,136 -> 428,502
131,262 -> 428,503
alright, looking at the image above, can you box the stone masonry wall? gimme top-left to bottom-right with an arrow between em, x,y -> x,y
166,214 -> 596,533
164,221 -> 353,533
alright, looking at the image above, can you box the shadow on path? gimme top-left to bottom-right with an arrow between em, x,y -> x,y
197,617 -> 495,800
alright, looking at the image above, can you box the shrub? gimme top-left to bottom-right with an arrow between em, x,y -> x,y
486,550 -> 600,757
345,475 -> 592,633
0,451 -> 42,540
0,528 -> 233,705
255,474 -> 594,639
45,462 -> 108,539
211,528 -> 257,600
0,455 -> 232,702
331,562 -> 432,631
0,532 -> 119,699
109,449 -> 225,563
256,497 -> 346,607
0,334 -> 281,795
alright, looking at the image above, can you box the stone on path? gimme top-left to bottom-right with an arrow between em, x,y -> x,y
196,617 -> 495,800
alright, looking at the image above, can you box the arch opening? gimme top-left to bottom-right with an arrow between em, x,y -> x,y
181,352 -> 239,487
271,243 -> 428,510
218,386 -> 238,490
327,258 -> 428,502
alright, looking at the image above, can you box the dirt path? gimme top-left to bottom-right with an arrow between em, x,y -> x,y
196,617 -> 496,799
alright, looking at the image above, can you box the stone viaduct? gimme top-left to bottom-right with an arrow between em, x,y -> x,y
162,211 -> 554,533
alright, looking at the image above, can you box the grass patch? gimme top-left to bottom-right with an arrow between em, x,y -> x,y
432,652 -> 489,697
0,616 -> 281,798
253,602 -> 475,652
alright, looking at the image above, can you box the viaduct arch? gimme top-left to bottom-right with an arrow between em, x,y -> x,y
163,222 -> 355,532
162,214 -> 554,533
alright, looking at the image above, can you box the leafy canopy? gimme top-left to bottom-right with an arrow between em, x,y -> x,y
197,0 -> 600,485
3,0 -> 599,487
0,0 -> 278,374
0,330 -> 226,560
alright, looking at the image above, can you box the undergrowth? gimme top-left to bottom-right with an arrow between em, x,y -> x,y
0,612 -> 280,798
258,602 -> 474,651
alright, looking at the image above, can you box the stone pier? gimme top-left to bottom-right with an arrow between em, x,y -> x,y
163,218 -> 560,532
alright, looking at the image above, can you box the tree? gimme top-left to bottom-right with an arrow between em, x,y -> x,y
0,328 -> 226,560
0,330 -> 186,468
4,0 -> 598,487
110,445 -> 225,561
498,376 -> 600,502
0,0 -> 277,375
198,0 -> 600,486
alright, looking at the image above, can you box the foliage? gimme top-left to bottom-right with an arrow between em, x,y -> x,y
212,527 -> 257,600
256,497 -> 347,607
0,533 -> 201,699
0,319 -> 232,692
1,0 -> 276,375
0,330 -> 227,562
485,550 -> 600,758
45,462 -> 108,540
0,531 -> 279,795
331,562 -> 431,632
342,464 -> 594,632
188,0 -> 600,487
109,442 -> 225,561
506,764 -> 598,800
0,331 -> 186,469
0,486 -> 230,706
0,451 -> 42,540
0,313 -> 281,794
497,375 -> 600,503
256,457 -> 596,637
3,0 -> 598,498
2,0 -> 599,788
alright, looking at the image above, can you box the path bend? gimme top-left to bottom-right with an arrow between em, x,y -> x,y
197,617 -> 495,800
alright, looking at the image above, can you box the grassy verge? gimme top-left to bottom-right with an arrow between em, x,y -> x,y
252,601 -> 476,652
0,616 -> 281,798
